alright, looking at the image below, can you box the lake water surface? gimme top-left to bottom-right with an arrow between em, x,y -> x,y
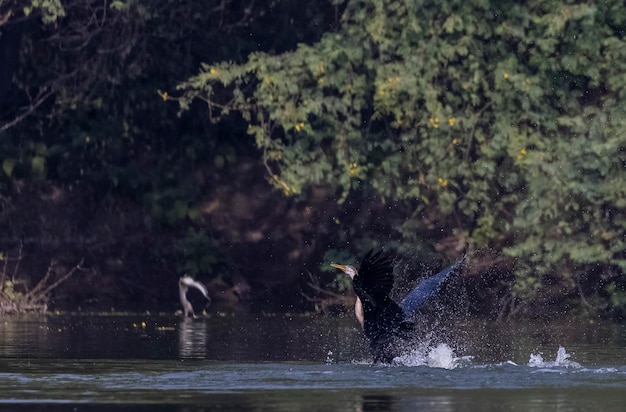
1,313 -> 626,410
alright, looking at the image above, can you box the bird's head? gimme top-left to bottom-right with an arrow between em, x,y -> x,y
179,275 -> 210,301
330,263 -> 358,279
179,275 -> 193,286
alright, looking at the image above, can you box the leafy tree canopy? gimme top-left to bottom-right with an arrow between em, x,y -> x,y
177,0 -> 626,314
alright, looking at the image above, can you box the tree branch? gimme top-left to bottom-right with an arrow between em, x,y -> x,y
0,88 -> 54,135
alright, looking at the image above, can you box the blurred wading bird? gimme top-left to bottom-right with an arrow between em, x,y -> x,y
331,249 -> 464,363
178,275 -> 211,318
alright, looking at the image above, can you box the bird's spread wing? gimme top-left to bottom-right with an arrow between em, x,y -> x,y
353,249 -> 395,307
398,255 -> 465,317
180,276 -> 210,301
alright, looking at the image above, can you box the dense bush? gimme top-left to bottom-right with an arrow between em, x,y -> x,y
0,0 -> 341,309
1,0 -> 624,315
178,0 -> 626,315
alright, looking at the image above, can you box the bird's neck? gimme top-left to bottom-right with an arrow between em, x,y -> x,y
179,285 -> 188,302
354,297 -> 364,329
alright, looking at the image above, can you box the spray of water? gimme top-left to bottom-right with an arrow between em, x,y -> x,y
392,342 -> 473,368
380,345 -> 582,370
325,351 -> 334,365
528,346 -> 581,368
382,251 -> 470,369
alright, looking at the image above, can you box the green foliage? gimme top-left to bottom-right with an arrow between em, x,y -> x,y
321,248 -> 355,292
177,228 -> 221,278
1,1 -> 344,305
178,0 -> 626,313
213,144 -> 237,169
0,137 -> 50,181
2,158 -> 15,177
146,185 -> 203,226
1,0 -> 624,313
1,280 -> 22,301
606,282 -> 626,316
23,0 -> 65,24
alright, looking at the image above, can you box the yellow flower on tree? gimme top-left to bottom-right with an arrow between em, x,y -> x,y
377,76 -> 401,97
448,118 -> 455,126
438,177 -> 448,187
428,117 -> 440,128
349,162 -> 360,175
294,122 -> 305,132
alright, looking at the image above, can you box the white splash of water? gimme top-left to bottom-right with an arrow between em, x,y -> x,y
325,350 -> 334,365
528,352 -> 545,367
393,343 -> 472,369
555,346 -> 573,364
392,347 -> 427,367
528,346 -> 581,368
427,343 -> 458,368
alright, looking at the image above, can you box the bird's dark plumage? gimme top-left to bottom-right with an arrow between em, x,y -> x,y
333,249 -> 464,363
353,249 -> 395,307
351,250 -> 413,362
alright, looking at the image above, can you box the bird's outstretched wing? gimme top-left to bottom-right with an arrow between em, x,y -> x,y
398,255 -> 465,317
179,276 -> 211,301
353,249 -> 395,307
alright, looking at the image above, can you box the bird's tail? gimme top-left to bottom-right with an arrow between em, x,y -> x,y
398,255 -> 465,318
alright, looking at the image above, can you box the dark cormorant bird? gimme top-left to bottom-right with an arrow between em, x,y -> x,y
331,249 -> 464,363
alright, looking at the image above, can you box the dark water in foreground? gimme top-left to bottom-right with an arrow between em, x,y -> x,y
1,313 -> 626,410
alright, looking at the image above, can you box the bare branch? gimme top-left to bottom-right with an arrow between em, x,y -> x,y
0,89 -> 54,134
10,241 -> 22,282
0,249 -> 8,286
0,10 -> 11,27
37,258 -> 85,298
23,258 -> 56,300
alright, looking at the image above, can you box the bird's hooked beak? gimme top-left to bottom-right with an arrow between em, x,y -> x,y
330,263 -> 357,279
330,263 -> 347,272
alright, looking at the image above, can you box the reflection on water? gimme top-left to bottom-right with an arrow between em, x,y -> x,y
0,313 -> 368,361
1,314 -> 626,411
178,317 -> 208,359
0,316 -> 51,358
1,313 -> 625,364
174,313 -> 368,362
